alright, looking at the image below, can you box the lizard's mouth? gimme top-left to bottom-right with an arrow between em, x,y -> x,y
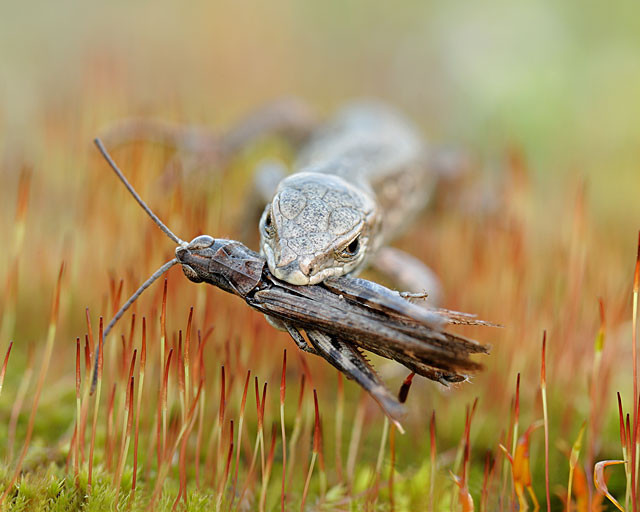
262,243 -> 341,286
271,265 -> 343,286
272,266 -> 312,286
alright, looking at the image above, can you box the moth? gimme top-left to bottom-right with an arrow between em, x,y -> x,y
92,138 -> 492,428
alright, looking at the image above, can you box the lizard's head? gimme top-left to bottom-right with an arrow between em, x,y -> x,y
259,172 -> 379,285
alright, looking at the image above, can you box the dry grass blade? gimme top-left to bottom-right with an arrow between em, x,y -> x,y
335,372 -> 344,482
375,417 -> 390,476
237,376 -> 265,507
286,373 -> 306,491
178,331 -> 186,422
389,423 -> 396,511
74,338 -> 81,482
540,330 -> 551,512
184,306 -> 193,406
346,391 -> 367,484
259,423 -> 278,512
280,349 -> 287,512
105,383 -> 117,471
88,317 -> 104,489
567,422 -> 586,512
632,231 -> 640,511
161,348 -> 174,459
627,413 -> 633,510
132,317 -> 147,493
301,389 -> 321,512
216,420 -> 234,510
212,365 -> 227,486
114,351 -> 137,498
232,369 -> 251,496
429,410 -> 436,512
481,451 -> 496,512
512,373 -> 521,468
0,341 -> 14,398
594,460 -> 626,511
195,331 -> 208,489
115,376 -> 135,502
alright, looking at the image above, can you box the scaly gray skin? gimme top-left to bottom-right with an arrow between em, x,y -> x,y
259,102 -> 436,286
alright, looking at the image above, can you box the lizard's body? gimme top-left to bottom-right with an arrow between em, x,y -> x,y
259,102 -> 439,290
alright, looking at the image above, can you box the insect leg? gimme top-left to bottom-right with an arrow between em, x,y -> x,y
304,329 -> 405,428
283,323 -> 318,355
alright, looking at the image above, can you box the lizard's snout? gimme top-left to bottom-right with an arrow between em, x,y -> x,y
271,257 -> 337,286
263,240 -> 323,285
296,257 -> 314,277
272,260 -> 311,286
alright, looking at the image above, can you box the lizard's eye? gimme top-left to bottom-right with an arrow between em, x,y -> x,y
262,208 -> 276,238
336,235 -> 361,260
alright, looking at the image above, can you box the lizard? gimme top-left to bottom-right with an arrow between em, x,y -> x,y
102,98 -> 462,303
255,100 -> 448,302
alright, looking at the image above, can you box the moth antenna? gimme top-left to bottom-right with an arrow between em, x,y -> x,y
91,258 -> 179,394
104,258 -> 179,339
93,138 -> 185,246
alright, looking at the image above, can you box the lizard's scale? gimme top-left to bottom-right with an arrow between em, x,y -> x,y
295,102 -> 434,243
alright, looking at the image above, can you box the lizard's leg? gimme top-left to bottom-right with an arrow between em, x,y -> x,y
220,97 -> 316,157
429,146 -> 471,184
99,118 -> 215,154
99,97 -> 317,178
370,247 -> 442,307
368,147 -> 469,307
428,146 -> 502,217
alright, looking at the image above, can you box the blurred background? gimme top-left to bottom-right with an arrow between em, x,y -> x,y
0,1 -> 639,507
1,0 -> 638,274
2,0 -> 639,202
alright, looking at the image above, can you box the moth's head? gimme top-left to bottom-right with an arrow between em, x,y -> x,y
175,235 -> 217,283
259,172 -> 379,285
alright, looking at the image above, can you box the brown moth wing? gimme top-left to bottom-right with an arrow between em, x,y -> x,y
248,287 -> 485,374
